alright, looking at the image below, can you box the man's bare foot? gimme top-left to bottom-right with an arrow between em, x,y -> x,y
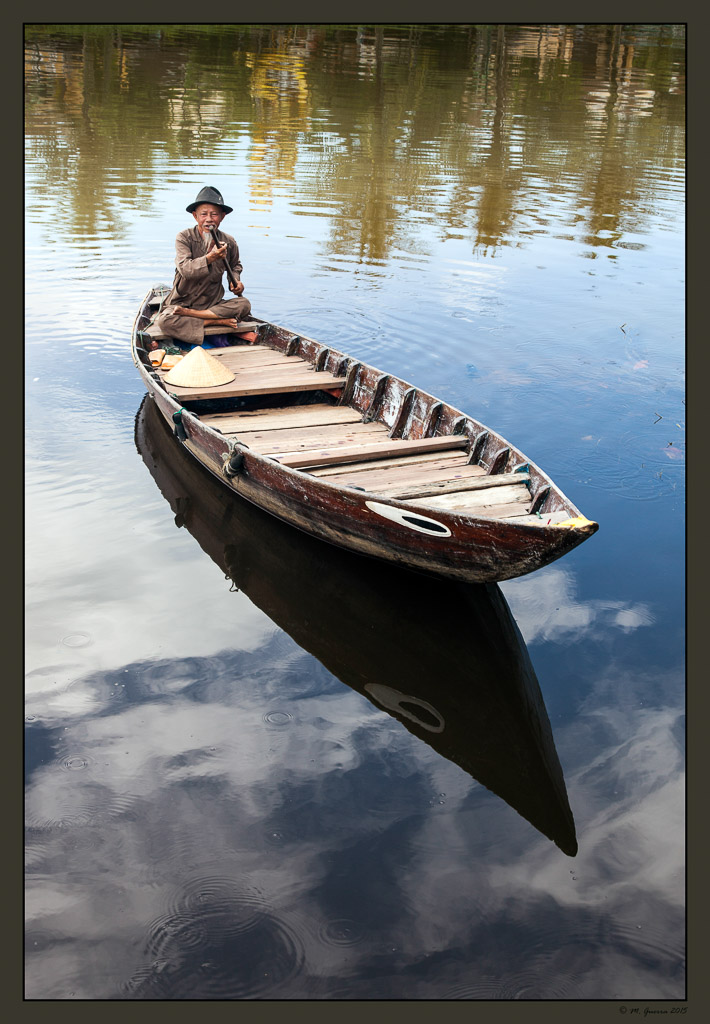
206,317 -> 245,328
147,339 -> 160,351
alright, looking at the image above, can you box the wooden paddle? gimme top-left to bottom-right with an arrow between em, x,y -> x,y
208,226 -> 240,291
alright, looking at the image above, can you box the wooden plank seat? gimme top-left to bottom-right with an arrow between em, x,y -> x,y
309,452 -> 480,490
160,370 -> 348,402
310,450 -> 471,479
270,435 -> 469,470
200,403 -> 363,434
235,420 -> 390,454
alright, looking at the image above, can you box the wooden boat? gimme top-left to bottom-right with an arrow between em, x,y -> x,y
136,395 -> 578,855
132,284 -> 598,584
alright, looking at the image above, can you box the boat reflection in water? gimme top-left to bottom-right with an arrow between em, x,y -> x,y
135,395 -> 578,857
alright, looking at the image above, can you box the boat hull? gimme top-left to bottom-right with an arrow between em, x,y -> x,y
132,286 -> 597,584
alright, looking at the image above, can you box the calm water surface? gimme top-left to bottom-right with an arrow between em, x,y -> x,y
25,25 -> 685,1000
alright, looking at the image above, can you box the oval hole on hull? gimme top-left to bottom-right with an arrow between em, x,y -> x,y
365,500 -> 452,538
402,515 -> 448,533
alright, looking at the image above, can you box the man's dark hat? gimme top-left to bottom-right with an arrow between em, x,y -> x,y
186,186 -> 233,215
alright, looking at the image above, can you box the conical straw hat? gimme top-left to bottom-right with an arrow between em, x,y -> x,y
163,345 -> 236,388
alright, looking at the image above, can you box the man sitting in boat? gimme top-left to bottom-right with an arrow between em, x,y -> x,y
150,186 -> 257,348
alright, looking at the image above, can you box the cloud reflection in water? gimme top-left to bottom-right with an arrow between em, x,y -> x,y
24,398 -> 683,999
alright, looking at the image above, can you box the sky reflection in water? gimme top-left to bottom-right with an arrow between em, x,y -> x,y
25,24 -> 684,1000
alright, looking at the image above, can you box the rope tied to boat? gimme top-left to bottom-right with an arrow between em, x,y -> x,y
172,408 -> 188,441
222,441 -> 244,478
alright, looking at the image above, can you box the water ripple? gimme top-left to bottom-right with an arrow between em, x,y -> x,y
61,632 -> 92,648
556,430 -> 684,501
440,978 -> 521,999
58,753 -> 92,772
317,918 -> 367,948
25,807 -> 95,829
263,710 -> 293,727
127,874 -> 305,998
262,824 -> 300,847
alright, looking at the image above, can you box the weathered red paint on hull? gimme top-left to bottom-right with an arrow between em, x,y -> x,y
132,286 -> 598,584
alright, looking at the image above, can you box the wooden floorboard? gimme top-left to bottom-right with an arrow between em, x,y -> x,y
321,461 -> 486,493
223,355 -> 310,369
208,344 -> 273,355
162,372 -> 346,401
273,435 -> 468,469
208,347 -> 312,369
408,495 -> 532,519
156,343 -> 323,400
155,353 -> 305,386
200,404 -> 362,434
239,421 -> 389,453
418,482 -> 530,511
505,510 -> 571,525
380,471 -> 530,500
207,363 -> 319,381
472,502 -> 532,519
309,451 -> 472,479
403,484 -> 532,519
213,355 -> 309,371
209,344 -> 281,356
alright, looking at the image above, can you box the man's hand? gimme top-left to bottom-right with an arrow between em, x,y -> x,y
229,280 -> 245,295
206,242 -> 228,264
